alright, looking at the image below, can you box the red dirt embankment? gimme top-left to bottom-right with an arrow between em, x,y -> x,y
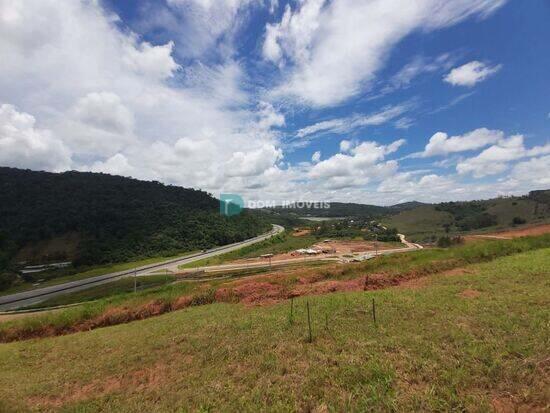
468,224 -> 550,240
0,259 -> 458,343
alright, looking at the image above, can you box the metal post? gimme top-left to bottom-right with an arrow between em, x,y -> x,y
134,269 -> 137,293
307,301 -> 312,343
372,298 -> 376,326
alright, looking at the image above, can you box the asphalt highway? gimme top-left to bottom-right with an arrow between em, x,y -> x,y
0,225 -> 284,311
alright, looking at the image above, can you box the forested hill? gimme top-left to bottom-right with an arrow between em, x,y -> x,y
0,167 -> 271,269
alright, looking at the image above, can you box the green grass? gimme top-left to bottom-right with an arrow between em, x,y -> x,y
382,205 -> 454,240
0,247 -> 548,412
179,233 -> 318,268
23,274 -> 178,309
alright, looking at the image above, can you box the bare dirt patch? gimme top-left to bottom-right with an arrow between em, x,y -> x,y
292,228 -> 311,236
468,223 -> 550,241
27,362 -> 169,409
459,289 -> 481,298
313,239 -> 396,254
231,239 -> 398,266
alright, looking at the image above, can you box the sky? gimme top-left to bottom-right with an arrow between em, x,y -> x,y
0,0 -> 549,205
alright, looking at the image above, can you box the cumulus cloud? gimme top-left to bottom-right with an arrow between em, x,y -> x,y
443,60 -> 502,87
509,155 -> 550,187
420,128 -> 504,157
0,104 -> 71,171
224,144 -> 283,177
89,153 -> 136,177
72,92 -> 134,135
265,0 -> 507,106
456,135 -> 550,177
308,139 -> 405,189
0,0 -> 283,193
378,172 -> 456,199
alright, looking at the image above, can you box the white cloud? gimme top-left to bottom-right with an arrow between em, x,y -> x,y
510,155 -> 550,187
257,101 -> 285,130
421,128 -> 504,157
311,150 -> 321,163
394,117 -> 414,130
456,135 -> 550,177
161,0 -> 256,59
265,0 -> 507,106
72,92 -> 134,135
383,53 -> 455,94
0,104 -> 71,171
224,144 -> 283,177
89,153 -> 136,177
296,103 -> 411,138
339,140 -> 352,153
308,139 -> 405,189
443,60 -> 501,87
0,0 -> 283,193
378,172 -> 456,200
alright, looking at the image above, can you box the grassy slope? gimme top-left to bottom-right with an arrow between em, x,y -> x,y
382,205 -> 454,240
0,248 -> 548,412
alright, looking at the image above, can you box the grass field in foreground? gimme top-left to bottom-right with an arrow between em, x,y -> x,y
0,248 -> 548,412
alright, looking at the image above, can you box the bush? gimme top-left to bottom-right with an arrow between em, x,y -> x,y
512,216 -> 526,225
437,235 -> 464,248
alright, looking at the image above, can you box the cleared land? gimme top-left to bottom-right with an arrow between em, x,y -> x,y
467,223 -> 550,240
0,246 -> 548,412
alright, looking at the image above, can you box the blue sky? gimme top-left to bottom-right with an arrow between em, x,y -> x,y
0,0 -> 548,204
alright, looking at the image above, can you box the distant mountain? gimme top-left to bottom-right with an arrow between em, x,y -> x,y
388,201 -> 427,212
266,200 -> 425,218
0,167 -> 270,278
384,191 -> 550,241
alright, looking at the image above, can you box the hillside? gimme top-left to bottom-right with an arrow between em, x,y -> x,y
385,191 -> 550,241
267,192 -> 550,242
0,243 -> 548,411
0,168 -> 270,289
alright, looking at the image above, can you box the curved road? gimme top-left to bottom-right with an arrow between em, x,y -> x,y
0,225 -> 284,311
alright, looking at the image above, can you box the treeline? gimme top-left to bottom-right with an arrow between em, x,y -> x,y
435,201 -> 497,231
0,168 -> 271,284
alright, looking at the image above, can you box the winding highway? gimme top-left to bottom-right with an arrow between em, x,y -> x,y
0,225 -> 284,311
